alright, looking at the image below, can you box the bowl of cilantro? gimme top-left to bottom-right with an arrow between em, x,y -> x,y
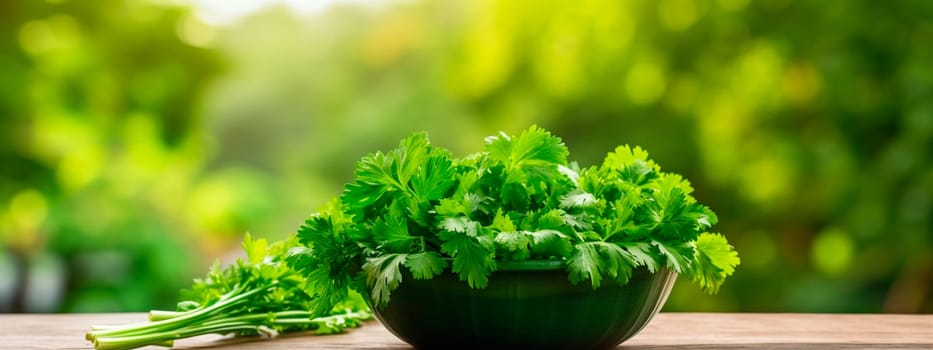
84,126 -> 738,350
294,126 -> 739,350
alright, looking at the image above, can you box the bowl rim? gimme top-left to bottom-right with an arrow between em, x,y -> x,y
495,259 -> 565,271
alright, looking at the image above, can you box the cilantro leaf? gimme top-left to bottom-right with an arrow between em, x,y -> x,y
362,253 -> 407,307
526,229 -> 572,258
593,242 -> 636,285
536,209 -> 568,229
439,231 -> 496,288
621,242 -> 659,273
404,252 -> 448,280
604,145 -> 660,185
439,216 -> 480,237
603,145 -> 659,172
435,198 -> 467,216
242,233 -> 268,265
409,149 -> 456,202
651,240 -> 695,273
690,233 -> 740,293
342,152 -> 400,217
484,125 -> 569,169
569,241 -> 638,288
568,242 -> 602,288
494,231 -> 532,260
560,189 -> 598,209
655,172 -> 694,197
392,132 -> 431,185
490,209 -> 517,232
372,213 -> 415,253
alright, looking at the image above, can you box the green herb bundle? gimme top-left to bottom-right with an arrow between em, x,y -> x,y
86,126 -> 739,349
85,235 -> 371,350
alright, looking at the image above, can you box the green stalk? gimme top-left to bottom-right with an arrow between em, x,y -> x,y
195,310 -> 312,326
148,310 -> 186,322
86,283 -> 277,350
90,309 -> 370,350
89,284 -> 270,339
93,324 -> 259,350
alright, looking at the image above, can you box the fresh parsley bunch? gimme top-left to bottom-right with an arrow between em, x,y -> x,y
295,125 -> 740,311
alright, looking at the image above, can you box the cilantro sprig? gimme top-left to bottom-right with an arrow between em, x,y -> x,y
301,125 -> 739,309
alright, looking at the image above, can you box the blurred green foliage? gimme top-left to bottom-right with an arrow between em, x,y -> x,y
1,0 -> 931,313
0,0 -> 224,312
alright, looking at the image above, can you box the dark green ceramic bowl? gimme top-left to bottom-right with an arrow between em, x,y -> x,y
370,260 -> 677,350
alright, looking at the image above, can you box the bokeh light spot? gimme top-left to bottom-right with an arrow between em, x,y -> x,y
783,63 -> 823,106
658,0 -> 699,32
17,15 -> 81,56
31,113 -> 99,165
718,0 -> 750,12
9,189 -> 48,232
625,58 -> 667,105
739,156 -> 793,208
57,147 -> 104,192
176,15 -> 217,48
735,41 -> 784,108
451,13 -> 514,99
534,27 -> 584,99
811,228 -> 854,276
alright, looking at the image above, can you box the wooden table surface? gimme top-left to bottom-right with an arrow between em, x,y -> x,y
1,313 -> 931,349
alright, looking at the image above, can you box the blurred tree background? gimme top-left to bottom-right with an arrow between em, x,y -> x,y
1,0 -> 931,313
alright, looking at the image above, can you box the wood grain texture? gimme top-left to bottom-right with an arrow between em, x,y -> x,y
0,313 -> 931,350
